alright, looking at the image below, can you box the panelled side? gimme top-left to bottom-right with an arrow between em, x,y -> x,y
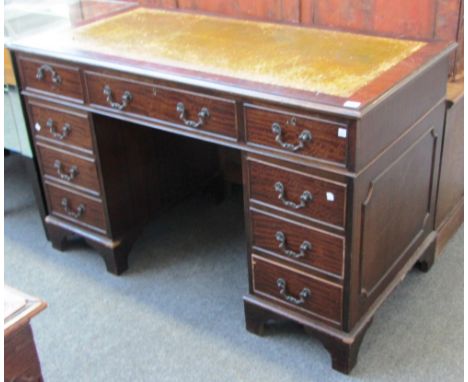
347,101 -> 445,329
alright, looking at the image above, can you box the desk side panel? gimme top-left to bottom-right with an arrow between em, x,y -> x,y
435,90 -> 464,229
348,101 -> 445,329
355,56 -> 449,171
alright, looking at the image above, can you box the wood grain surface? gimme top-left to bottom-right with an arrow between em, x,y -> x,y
18,56 -> 84,102
85,70 -> 238,139
36,143 -> 101,196
252,255 -> 343,325
250,209 -> 345,278
247,157 -> 347,228
45,181 -> 107,234
245,103 -> 349,165
27,99 -> 95,154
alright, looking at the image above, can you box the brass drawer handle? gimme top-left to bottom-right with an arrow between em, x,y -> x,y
275,231 -> 311,259
54,160 -> 78,182
276,278 -> 310,305
46,118 -> 71,140
274,181 -> 313,209
103,85 -> 133,111
176,102 -> 210,129
36,64 -> 62,85
61,198 -> 85,219
272,120 -> 312,152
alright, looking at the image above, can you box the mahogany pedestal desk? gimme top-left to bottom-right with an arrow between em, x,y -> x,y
8,8 -> 456,374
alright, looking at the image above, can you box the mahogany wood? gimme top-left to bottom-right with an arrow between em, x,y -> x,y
435,81 -> 464,254
44,181 -> 107,233
243,294 -> 372,374
312,317 -> 373,374
17,55 -> 84,103
4,287 -> 47,382
84,70 -> 238,139
244,102 -> 349,166
247,157 -> 347,228
4,323 -> 43,382
346,102 -> 445,328
353,50 -> 449,170
436,84 -> 464,228
436,198 -> 464,255
36,143 -> 101,195
250,208 -> 344,278
45,215 -> 136,275
218,147 -> 242,185
27,98 -> 95,154
93,114 -> 221,240
252,255 -> 343,326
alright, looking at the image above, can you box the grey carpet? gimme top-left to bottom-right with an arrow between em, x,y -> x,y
5,154 -> 464,382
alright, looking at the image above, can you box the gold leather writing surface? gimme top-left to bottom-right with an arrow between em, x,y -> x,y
70,8 -> 425,98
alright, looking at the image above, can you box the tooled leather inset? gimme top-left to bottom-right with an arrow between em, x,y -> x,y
69,8 -> 426,97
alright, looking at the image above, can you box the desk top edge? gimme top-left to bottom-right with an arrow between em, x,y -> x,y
7,7 -> 456,116
4,285 -> 47,336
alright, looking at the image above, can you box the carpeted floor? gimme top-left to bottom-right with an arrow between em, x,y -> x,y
4,154 -> 464,382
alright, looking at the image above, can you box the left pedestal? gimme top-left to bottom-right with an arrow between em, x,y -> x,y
23,94 -> 132,275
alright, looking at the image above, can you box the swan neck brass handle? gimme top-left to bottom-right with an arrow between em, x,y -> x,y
61,198 -> 85,219
276,278 -> 310,305
46,118 -> 71,140
272,121 -> 312,152
274,181 -> 313,209
176,102 -> 210,129
36,64 -> 62,85
103,85 -> 133,111
54,160 -> 78,182
275,231 -> 311,259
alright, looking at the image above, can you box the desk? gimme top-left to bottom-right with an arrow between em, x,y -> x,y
4,286 -> 47,382
9,7 -> 455,373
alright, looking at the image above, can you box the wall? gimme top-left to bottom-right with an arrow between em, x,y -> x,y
123,0 -> 464,77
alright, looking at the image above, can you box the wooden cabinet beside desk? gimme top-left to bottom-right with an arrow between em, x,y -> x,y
9,8 -> 456,374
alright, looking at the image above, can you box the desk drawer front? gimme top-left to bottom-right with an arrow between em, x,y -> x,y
245,104 -> 348,164
37,144 -> 100,195
84,72 -> 237,139
252,256 -> 342,324
248,159 -> 346,228
18,56 -> 83,101
251,210 -> 344,278
28,102 -> 94,153
45,182 -> 107,233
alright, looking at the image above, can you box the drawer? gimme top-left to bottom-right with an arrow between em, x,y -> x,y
17,55 -> 83,102
251,210 -> 344,278
248,158 -> 347,228
37,143 -> 101,196
27,100 -> 94,154
252,256 -> 342,325
84,71 -> 237,139
44,182 -> 107,234
245,104 -> 349,165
